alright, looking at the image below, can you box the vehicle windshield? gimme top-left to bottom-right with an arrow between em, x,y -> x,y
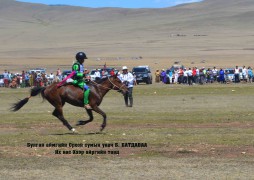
225,70 -> 234,74
166,70 -> 171,74
62,70 -> 72,76
133,68 -> 147,73
90,70 -> 97,75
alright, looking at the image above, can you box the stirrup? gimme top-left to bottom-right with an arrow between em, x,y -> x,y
84,104 -> 92,109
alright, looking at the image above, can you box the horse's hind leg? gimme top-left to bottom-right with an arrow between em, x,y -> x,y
76,109 -> 94,126
52,107 -> 76,132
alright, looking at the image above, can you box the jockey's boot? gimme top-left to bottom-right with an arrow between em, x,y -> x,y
84,104 -> 92,110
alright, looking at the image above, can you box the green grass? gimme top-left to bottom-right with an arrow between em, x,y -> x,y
0,84 -> 254,157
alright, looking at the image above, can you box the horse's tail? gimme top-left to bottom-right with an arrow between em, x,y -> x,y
11,86 -> 46,112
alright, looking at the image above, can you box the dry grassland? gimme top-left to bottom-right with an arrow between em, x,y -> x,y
1,0 -> 254,179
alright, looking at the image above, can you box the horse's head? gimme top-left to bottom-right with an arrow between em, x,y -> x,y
108,74 -> 128,95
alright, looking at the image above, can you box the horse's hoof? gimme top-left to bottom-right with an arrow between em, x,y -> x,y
71,128 -> 78,134
100,125 -> 105,131
76,120 -> 85,126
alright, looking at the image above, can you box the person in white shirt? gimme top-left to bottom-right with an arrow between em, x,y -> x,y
187,68 -> 193,85
49,72 -> 55,84
174,70 -> 179,84
94,69 -> 101,80
119,66 -> 134,107
195,67 -> 200,84
183,68 -> 188,84
234,66 -> 240,83
242,66 -> 248,82
212,67 -> 218,82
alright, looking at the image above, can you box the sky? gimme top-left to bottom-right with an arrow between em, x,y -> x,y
16,0 -> 203,8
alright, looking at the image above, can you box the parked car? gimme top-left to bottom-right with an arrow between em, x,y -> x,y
62,70 -> 72,79
89,69 -> 102,81
0,74 -> 4,87
28,68 -> 46,74
169,64 -> 185,72
132,66 -> 152,84
89,68 -> 119,81
238,67 -> 243,81
224,68 -> 235,82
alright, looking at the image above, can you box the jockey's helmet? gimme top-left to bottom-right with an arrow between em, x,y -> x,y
76,52 -> 87,62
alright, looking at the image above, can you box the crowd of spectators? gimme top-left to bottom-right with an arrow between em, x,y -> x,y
155,66 -> 254,85
2,65 -> 254,88
0,67 -> 118,88
0,69 -> 62,88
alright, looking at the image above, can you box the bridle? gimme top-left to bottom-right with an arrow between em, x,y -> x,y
90,76 -> 126,92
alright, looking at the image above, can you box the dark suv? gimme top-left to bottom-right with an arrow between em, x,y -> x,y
132,66 -> 152,84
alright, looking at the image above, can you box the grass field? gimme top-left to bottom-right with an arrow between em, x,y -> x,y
0,83 -> 254,179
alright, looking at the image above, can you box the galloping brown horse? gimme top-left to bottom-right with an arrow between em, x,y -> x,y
11,75 -> 128,133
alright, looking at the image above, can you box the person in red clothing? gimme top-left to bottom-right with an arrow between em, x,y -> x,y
192,67 -> 197,84
110,68 -> 115,76
178,68 -> 184,84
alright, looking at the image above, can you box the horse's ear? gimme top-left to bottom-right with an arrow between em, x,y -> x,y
113,72 -> 118,78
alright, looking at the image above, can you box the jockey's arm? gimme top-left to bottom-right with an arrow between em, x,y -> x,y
73,64 -> 84,78
84,69 -> 90,75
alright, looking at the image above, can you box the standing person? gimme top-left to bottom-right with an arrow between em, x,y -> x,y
56,68 -> 62,81
160,69 -> 167,84
234,66 -> 240,83
183,68 -> 188,84
248,66 -> 253,83
174,69 -> 179,84
155,69 -> 160,83
110,68 -> 115,76
206,68 -> 211,83
212,67 -> 218,83
72,52 -> 91,109
219,68 -> 225,83
29,72 -> 34,87
168,70 -> 173,84
32,72 -> 37,87
187,68 -> 193,85
195,67 -> 200,84
242,66 -> 248,82
49,72 -> 55,84
178,68 -> 184,84
94,69 -> 101,80
119,66 -> 134,107
3,70 -> 9,87
192,67 -> 197,84
199,68 -> 205,85
25,71 -> 30,87
132,72 -> 137,86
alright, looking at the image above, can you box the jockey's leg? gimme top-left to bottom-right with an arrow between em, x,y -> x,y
84,84 -> 92,109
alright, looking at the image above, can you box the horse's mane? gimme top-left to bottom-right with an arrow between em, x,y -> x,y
93,76 -> 108,84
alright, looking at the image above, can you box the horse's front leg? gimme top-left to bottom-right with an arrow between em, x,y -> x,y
92,105 -> 107,131
76,109 -> 94,126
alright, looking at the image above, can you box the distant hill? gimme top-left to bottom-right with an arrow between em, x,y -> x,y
0,0 -> 253,64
